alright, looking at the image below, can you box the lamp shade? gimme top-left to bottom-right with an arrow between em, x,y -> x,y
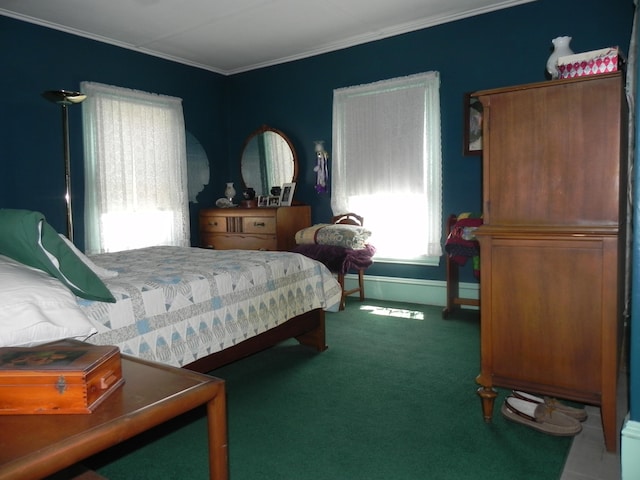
42,90 -> 87,105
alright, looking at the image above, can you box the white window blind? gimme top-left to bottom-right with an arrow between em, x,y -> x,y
331,71 -> 442,263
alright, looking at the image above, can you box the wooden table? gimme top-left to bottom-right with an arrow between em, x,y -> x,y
0,353 -> 227,480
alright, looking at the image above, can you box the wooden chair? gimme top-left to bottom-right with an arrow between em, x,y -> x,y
442,214 -> 480,318
331,213 -> 367,310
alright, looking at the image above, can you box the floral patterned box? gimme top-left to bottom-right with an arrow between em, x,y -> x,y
557,47 -> 622,79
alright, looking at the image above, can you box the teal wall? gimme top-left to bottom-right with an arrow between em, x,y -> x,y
0,16 -> 228,244
221,0 -> 633,281
0,0 -> 633,286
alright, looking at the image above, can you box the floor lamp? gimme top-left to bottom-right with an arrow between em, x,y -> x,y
42,90 -> 87,243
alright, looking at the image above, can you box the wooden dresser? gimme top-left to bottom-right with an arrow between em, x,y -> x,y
473,73 -> 627,452
199,205 -> 311,251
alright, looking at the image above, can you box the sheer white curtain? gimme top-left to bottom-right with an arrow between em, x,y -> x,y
332,71 -> 442,262
81,82 -> 189,254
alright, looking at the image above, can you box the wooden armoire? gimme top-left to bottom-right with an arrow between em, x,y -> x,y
473,72 -> 627,452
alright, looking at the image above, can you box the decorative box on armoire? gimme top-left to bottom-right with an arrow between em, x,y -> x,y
473,72 -> 627,452
199,205 -> 311,251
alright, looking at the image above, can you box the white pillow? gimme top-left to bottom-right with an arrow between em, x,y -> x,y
0,254 -> 97,347
58,234 -> 119,279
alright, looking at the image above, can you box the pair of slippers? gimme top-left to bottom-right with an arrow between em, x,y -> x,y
501,390 -> 587,436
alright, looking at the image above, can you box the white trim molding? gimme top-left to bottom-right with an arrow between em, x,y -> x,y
622,415 -> 640,479
342,273 -> 479,309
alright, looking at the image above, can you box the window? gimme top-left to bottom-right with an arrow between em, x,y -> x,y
81,82 -> 189,254
331,71 -> 442,264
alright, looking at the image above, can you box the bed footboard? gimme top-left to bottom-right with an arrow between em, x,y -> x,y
183,309 -> 327,373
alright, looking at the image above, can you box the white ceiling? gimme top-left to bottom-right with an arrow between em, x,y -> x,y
0,0 -> 535,75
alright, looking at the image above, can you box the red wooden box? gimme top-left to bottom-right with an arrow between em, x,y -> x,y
0,342 -> 124,414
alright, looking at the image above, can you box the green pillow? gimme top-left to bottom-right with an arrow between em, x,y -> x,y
0,209 -> 115,302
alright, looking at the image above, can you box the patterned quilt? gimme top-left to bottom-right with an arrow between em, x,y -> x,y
80,246 -> 342,367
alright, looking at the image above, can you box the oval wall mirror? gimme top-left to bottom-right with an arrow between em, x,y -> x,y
186,131 -> 210,203
240,125 -> 297,196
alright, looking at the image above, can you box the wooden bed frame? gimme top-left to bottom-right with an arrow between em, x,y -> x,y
183,308 -> 327,373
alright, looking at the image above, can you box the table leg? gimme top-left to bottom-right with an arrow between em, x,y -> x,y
206,385 -> 228,480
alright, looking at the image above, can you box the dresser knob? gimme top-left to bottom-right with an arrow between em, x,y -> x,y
254,222 -> 265,227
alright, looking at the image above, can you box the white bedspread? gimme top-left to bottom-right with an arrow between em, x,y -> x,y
79,246 -> 342,367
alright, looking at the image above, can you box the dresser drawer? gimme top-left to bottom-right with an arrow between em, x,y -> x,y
242,216 -> 276,234
201,233 -> 277,251
199,215 -> 228,233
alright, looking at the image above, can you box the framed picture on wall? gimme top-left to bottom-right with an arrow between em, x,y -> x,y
463,93 -> 483,156
279,182 -> 296,206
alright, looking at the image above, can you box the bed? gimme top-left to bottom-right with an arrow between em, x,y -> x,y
0,209 -> 343,373
81,246 -> 342,371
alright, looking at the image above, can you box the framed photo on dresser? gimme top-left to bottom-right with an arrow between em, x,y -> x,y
268,196 -> 280,207
279,182 -> 296,206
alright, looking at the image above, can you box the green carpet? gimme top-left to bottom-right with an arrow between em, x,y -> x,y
89,299 -> 572,479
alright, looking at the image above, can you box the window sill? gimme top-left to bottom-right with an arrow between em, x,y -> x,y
373,255 -> 440,267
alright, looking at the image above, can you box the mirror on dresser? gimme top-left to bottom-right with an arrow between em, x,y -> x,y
199,125 -> 308,252
240,125 -> 297,196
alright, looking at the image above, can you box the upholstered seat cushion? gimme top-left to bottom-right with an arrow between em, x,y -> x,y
294,224 -> 372,250
292,244 -> 375,274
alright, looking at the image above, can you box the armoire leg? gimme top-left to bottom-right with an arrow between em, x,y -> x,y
477,386 -> 498,422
